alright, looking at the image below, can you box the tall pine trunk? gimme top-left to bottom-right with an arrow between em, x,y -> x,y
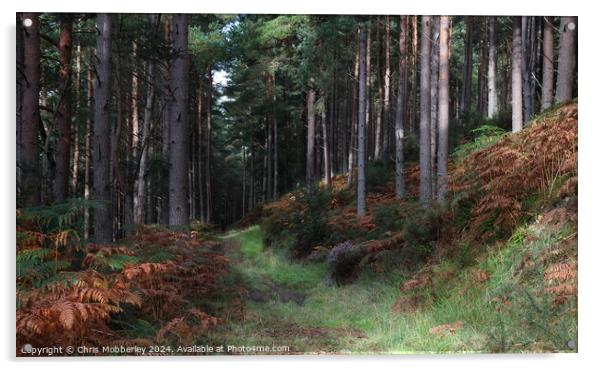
134,60 -> 155,224
430,16 -> 440,194
321,93 -> 331,187
306,83 -> 316,187
460,16 -> 473,113
71,41 -> 81,196
521,17 -> 534,122
196,73 -> 204,222
84,57 -> 93,239
347,42 -> 359,185
205,65 -> 213,223
21,13 -> 41,207
541,16 -> 555,111
168,14 -> 190,225
92,14 -> 113,242
437,16 -> 451,202
555,17 -> 577,104
419,16 -> 432,207
54,16 -> 73,203
357,24 -> 367,217
511,17 -> 523,132
394,15 -> 408,199
487,17 -> 498,118
383,15 -> 391,157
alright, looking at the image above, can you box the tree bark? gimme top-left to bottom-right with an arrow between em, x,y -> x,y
430,16 -> 440,194
521,17 -> 534,122
374,18 -> 383,160
410,16 -> 418,136
511,17 -> 523,132
365,22 -> 372,159
437,16 -> 451,202
168,14 -> 190,226
419,16 -> 432,207
394,15 -> 408,199
134,60 -> 155,224
347,40 -> 359,185
54,15 -> 73,203
460,16 -> 473,113
321,93 -> 331,187
130,41 -> 140,160
306,83 -> 316,187
555,17 -> 577,104
84,55 -> 93,239
21,12 -> 41,207
17,13 -> 24,201
487,17 -> 498,118
71,41 -> 81,197
196,73 -> 204,222
383,15 -> 391,157
476,26 -> 488,116
205,64 -> 213,223
357,24 -> 367,217
92,14 -> 113,242
541,16 -> 555,111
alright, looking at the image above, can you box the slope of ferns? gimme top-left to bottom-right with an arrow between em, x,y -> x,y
449,101 -> 577,241
16,210 -> 228,355
258,101 -> 577,272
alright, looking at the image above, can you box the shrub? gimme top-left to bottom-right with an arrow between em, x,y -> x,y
289,187 -> 332,258
327,241 -> 367,285
365,160 -> 393,193
373,203 -> 403,233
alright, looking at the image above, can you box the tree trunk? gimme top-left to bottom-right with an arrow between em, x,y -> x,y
347,41 -> 359,185
306,84 -> 316,186
419,16 -> 433,207
437,16 -> 451,202
321,93 -> 331,187
430,16 -> 440,194
476,26 -> 488,116
71,41 -> 81,197
17,13 -> 24,201
357,24 -> 367,218
21,12 -> 41,207
134,60 -> 155,224
54,16 -> 73,203
196,73 -> 204,222
168,14 -> 190,226
511,17 -> 523,132
365,22 -> 372,159
130,41 -> 140,160
273,97 -> 278,199
487,17 -> 498,118
460,16 -> 473,113
205,64 -> 213,223
521,17 -> 534,122
555,17 -> 577,103
92,14 -> 113,242
410,16 -> 418,136
374,18 -> 383,160
541,16 -> 555,111
395,15 -> 408,199
383,15 -> 391,157
84,56 -> 93,239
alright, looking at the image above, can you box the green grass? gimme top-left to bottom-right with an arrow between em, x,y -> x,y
223,226 -> 264,258
211,221 -> 577,354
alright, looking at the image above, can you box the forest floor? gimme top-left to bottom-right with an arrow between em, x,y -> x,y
207,204 -> 577,354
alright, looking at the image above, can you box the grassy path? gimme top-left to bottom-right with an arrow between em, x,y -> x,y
206,220 -> 577,354
210,226 -> 406,354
